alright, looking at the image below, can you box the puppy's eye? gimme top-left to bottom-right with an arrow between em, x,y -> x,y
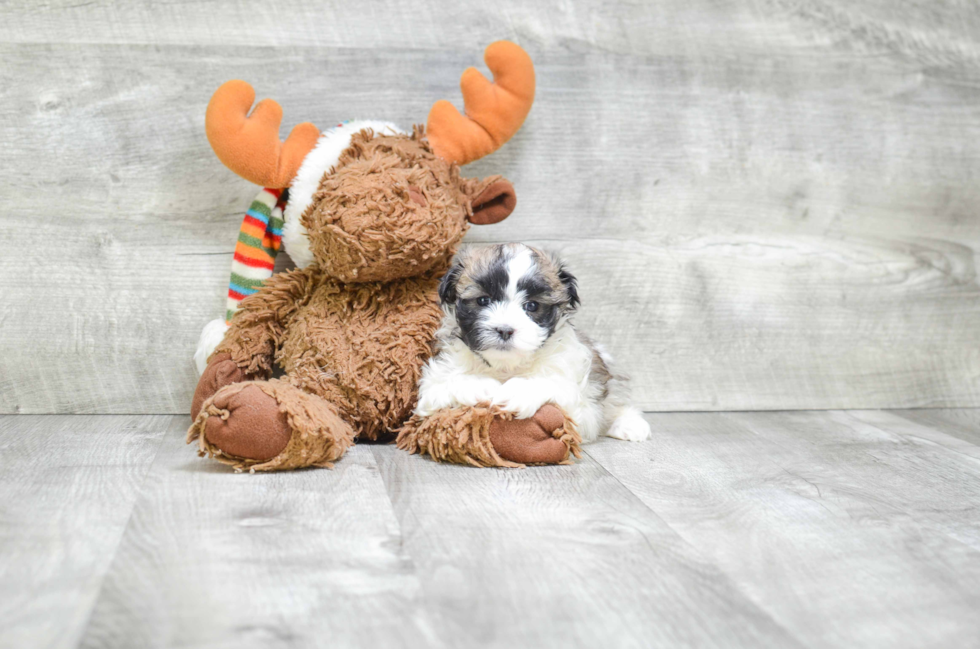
524,301 -> 539,313
476,296 -> 491,307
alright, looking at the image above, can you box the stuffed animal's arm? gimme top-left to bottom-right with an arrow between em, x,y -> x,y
397,402 -> 581,468
212,267 -> 319,376
406,373 -> 583,467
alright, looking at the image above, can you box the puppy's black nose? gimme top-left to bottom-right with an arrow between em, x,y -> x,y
495,326 -> 515,341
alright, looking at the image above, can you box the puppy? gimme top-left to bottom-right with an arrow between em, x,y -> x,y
414,243 -> 650,443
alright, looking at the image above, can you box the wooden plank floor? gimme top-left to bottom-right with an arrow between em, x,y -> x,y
1,410 -> 979,648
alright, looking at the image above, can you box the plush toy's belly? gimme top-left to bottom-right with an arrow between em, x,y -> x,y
279,276 -> 443,439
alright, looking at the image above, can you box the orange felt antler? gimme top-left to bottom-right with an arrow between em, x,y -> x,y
205,80 -> 321,188
427,41 -> 536,166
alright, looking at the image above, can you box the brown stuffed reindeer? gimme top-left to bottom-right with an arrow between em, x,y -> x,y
189,42 -> 581,471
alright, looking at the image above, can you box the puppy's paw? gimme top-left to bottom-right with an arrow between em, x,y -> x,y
491,378 -> 550,419
457,377 -> 504,408
606,408 -> 651,442
415,377 -> 501,416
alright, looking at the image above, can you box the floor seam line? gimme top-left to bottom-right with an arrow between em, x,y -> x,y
69,414 -> 177,648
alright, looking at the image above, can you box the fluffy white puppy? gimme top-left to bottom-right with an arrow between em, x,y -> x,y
415,243 -> 650,443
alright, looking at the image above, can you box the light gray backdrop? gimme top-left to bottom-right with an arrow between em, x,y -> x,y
1,0 -> 978,414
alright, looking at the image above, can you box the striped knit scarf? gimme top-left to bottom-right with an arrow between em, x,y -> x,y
225,187 -> 288,322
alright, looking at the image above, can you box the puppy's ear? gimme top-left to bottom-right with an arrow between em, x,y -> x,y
557,262 -> 580,310
439,256 -> 466,305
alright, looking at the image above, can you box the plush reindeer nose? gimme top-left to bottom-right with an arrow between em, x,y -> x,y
407,185 -> 427,207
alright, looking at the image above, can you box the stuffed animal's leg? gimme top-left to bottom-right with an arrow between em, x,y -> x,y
191,353 -> 264,419
188,379 -> 355,472
397,404 -> 581,468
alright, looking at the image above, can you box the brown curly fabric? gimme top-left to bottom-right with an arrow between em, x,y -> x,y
212,268 -> 320,377
303,129 -> 474,283
397,404 -> 582,468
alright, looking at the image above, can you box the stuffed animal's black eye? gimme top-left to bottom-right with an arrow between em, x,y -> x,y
477,296 -> 491,307
524,301 -> 539,313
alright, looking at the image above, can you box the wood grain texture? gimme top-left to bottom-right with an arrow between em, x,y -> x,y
0,415 -> 168,649
77,429 -> 437,648
585,410 -> 980,649
2,0 -> 980,413
0,0 -> 826,53
370,444 -> 800,648
2,410 -> 980,647
4,0 -> 980,68
892,407 -> 980,447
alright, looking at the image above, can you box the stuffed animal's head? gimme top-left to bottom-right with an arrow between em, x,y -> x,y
294,128 -> 516,282
204,41 -> 534,283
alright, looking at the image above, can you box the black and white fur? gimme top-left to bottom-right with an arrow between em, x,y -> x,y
414,243 -> 650,443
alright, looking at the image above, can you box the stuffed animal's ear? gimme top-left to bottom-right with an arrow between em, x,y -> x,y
467,179 -> 516,225
438,256 -> 466,304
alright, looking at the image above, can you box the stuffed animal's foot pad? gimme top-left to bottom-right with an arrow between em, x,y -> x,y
489,404 -> 571,465
202,384 -> 291,461
192,353 -> 252,419
189,379 -> 356,472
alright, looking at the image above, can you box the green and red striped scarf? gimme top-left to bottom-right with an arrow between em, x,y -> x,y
225,187 -> 287,322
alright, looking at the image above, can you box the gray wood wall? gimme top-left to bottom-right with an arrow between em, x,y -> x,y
1,0 -> 979,414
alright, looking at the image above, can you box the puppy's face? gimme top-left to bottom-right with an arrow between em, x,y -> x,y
439,244 -> 579,364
